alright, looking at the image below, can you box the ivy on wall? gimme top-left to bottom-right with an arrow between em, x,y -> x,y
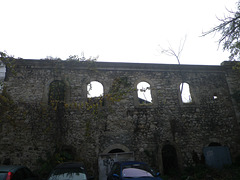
0,88 -> 16,124
233,90 -> 240,103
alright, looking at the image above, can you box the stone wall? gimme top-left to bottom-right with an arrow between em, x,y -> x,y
0,59 -> 240,176
222,61 -> 240,125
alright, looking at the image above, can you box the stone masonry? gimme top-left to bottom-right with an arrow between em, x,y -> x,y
0,59 -> 240,177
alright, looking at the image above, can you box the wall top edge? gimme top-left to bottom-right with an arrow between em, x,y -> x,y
11,59 -> 225,72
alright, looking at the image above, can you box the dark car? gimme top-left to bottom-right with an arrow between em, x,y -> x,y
107,161 -> 162,180
0,165 -> 38,180
47,162 -> 93,180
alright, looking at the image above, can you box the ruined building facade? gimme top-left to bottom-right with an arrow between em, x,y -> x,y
0,59 -> 240,177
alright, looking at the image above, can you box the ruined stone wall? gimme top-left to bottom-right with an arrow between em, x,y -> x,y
0,59 -> 239,176
222,61 -> 240,125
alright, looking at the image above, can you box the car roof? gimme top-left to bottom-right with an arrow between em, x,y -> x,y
54,162 -> 85,169
0,165 -> 25,173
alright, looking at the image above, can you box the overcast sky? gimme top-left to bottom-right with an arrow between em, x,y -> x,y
0,0 -> 238,65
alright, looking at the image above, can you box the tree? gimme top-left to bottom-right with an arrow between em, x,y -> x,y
159,36 -> 189,100
202,1 -> 240,61
159,35 -> 187,65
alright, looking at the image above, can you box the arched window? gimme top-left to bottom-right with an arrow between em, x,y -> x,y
48,80 -> 65,106
0,83 -> 3,91
180,82 -> 192,103
209,142 -> 221,146
213,93 -> 218,100
108,149 -> 125,153
137,81 -> 152,104
87,81 -> 104,98
0,61 -> 6,91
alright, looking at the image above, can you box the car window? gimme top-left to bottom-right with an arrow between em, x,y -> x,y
122,168 -> 153,178
0,173 -> 7,180
12,169 -> 24,180
23,167 -> 35,179
122,164 -> 155,178
48,168 -> 87,180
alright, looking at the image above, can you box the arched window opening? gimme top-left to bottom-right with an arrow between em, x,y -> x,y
87,81 -> 104,98
137,82 -> 152,104
213,93 -> 218,100
180,82 -> 192,103
204,143 -> 231,169
209,142 -> 221,146
0,61 -> 6,92
108,149 -> 125,154
48,80 -> 65,106
0,83 -> 3,91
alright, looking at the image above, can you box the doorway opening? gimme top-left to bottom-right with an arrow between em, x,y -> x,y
99,145 -> 134,180
162,144 -> 179,175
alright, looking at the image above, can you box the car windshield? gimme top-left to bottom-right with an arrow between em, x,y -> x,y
48,168 -> 87,180
122,164 -> 154,178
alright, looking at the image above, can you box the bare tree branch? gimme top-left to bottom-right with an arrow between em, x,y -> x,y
202,3 -> 240,61
159,35 -> 187,95
159,35 -> 187,65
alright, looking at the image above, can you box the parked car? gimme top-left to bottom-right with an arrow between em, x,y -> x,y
47,162 -> 94,180
107,161 -> 162,180
0,165 -> 39,180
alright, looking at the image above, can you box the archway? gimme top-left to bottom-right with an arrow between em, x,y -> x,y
162,144 -> 179,175
203,142 -> 231,169
99,144 -> 134,180
102,144 -> 130,154
209,142 -> 221,146
108,148 -> 125,153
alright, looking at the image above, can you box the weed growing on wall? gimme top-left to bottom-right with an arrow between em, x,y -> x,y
107,77 -> 133,102
0,51 -> 18,76
0,88 -> 16,124
37,148 -> 74,178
